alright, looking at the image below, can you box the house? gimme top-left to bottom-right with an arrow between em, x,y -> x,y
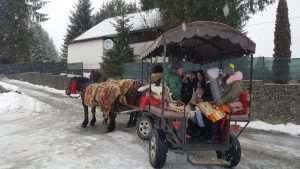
67,9 -> 161,71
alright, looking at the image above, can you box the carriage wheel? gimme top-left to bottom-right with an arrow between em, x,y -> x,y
136,116 -> 153,140
216,134 -> 241,168
149,129 -> 167,169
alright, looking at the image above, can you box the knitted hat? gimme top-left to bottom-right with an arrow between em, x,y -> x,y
222,66 -> 234,75
152,65 -> 163,73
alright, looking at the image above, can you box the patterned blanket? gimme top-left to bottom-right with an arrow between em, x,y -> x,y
107,79 -> 135,95
84,82 -> 121,118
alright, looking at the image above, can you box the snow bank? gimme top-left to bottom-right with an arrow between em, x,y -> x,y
237,121 -> 300,137
0,81 -> 20,93
0,92 -> 47,120
5,79 -> 65,95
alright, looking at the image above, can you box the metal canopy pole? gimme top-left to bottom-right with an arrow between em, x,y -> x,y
161,45 -> 167,127
249,53 -> 254,119
148,57 -> 153,110
141,59 -> 144,82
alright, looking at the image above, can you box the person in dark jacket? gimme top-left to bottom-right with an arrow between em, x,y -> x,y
180,72 -> 196,105
188,70 -> 220,142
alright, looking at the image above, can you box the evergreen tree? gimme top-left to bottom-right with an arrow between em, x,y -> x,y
0,0 -> 48,64
27,0 -> 49,22
272,0 -> 291,82
30,23 -> 59,62
0,0 -> 32,64
61,0 -> 93,62
140,0 -> 275,31
93,0 -> 138,25
101,9 -> 134,77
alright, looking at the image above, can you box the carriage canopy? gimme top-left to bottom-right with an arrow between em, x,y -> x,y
139,21 -> 256,64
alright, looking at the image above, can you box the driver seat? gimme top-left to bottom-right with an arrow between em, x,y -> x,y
229,91 -> 250,122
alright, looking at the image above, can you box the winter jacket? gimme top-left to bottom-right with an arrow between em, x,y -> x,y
165,67 -> 182,100
215,71 -> 243,106
180,80 -> 194,104
202,81 -> 213,102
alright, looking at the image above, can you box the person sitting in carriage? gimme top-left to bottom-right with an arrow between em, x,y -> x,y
165,56 -> 185,101
196,65 -> 244,143
138,65 -> 168,109
187,70 -> 214,139
138,64 -> 195,118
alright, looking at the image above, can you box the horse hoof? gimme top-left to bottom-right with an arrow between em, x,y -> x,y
90,124 -> 96,126
81,125 -> 87,128
105,129 -> 113,133
105,128 -> 115,133
103,120 -> 108,125
126,123 -> 134,128
90,120 -> 96,126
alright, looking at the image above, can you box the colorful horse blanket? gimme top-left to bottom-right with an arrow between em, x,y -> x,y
107,79 -> 135,95
84,82 -> 121,118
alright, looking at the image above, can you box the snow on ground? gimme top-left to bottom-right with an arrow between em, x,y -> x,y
0,92 -> 48,121
237,121 -> 300,137
1,79 -> 65,95
0,79 -> 152,169
0,81 -> 20,93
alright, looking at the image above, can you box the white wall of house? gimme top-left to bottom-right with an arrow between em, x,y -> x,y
67,40 -> 160,71
67,39 -> 104,70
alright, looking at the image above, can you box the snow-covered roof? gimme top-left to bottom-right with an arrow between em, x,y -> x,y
73,9 -> 161,42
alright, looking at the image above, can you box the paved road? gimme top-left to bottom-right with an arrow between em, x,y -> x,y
0,79 -> 299,169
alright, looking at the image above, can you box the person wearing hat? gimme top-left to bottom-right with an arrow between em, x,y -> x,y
216,67 -> 243,106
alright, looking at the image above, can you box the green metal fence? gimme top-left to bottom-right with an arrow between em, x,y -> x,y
0,62 -> 83,76
122,57 -> 300,82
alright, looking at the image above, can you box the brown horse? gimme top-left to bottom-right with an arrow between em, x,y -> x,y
65,76 -> 141,132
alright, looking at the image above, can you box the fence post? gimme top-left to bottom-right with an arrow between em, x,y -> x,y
81,62 -> 83,77
41,62 -> 44,73
263,56 -> 265,84
10,64 -> 13,74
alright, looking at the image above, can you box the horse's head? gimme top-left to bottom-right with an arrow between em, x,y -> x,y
65,77 -> 90,96
65,77 -> 77,96
89,70 -> 108,83
125,80 -> 144,107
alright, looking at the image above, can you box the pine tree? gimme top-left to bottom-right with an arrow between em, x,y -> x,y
30,23 -> 59,62
101,9 -> 134,77
61,0 -> 93,62
0,0 -> 48,64
93,0 -> 137,25
140,0 -> 275,31
272,0 -> 291,82
27,0 -> 49,22
0,0 -> 32,64
273,0 -> 291,58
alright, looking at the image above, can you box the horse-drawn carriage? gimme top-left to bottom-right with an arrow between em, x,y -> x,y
134,21 -> 256,168
65,21 -> 255,169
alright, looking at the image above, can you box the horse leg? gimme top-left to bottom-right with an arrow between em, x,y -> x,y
106,111 -> 116,133
90,106 -> 96,126
102,113 -> 108,125
103,117 -> 108,125
132,112 -> 139,126
126,113 -> 135,128
82,105 -> 89,128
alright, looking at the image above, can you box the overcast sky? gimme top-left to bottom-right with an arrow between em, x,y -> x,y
41,0 -> 300,58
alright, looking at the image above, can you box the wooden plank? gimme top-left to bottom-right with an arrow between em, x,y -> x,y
149,106 -> 184,118
187,156 -> 230,166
